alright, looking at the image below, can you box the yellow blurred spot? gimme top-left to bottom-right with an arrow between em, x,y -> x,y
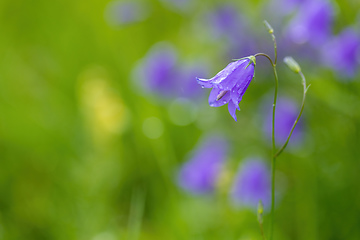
78,66 -> 129,145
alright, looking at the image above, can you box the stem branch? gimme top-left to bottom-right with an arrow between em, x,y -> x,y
274,71 -> 308,158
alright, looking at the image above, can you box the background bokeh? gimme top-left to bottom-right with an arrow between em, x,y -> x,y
0,0 -> 360,239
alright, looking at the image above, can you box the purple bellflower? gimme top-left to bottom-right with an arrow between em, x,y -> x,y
286,0 -> 334,47
230,158 -> 271,210
263,97 -> 303,146
196,57 -> 256,121
177,136 -> 228,195
321,27 -> 360,78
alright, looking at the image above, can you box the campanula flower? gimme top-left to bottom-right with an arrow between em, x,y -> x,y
230,158 -> 271,210
196,57 -> 256,121
177,136 -> 228,195
263,97 -> 303,146
321,27 -> 360,78
286,0 -> 334,47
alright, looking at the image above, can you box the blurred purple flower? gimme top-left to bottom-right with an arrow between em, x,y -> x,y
197,58 -> 255,121
286,0 -> 334,47
177,136 -> 228,195
105,1 -> 148,26
270,0 -> 305,16
133,43 -> 211,100
208,5 -> 240,39
160,0 -> 192,13
231,158 -> 271,210
321,28 -> 360,78
206,5 -> 257,59
263,97 -> 303,146
177,63 -> 209,100
133,42 -> 179,98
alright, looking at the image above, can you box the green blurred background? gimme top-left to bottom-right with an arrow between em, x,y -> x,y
1,0 -> 360,239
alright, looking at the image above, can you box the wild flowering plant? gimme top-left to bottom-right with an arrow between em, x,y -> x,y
196,21 -> 310,240
196,57 -> 255,121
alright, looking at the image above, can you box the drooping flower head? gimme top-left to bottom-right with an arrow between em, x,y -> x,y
196,57 -> 256,121
320,27 -> 360,78
285,0 -> 334,47
177,136 -> 228,195
230,158 -> 271,210
263,97 -> 303,146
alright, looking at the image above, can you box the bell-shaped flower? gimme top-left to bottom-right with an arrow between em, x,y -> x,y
230,158 -> 271,210
196,57 -> 256,121
177,136 -> 228,195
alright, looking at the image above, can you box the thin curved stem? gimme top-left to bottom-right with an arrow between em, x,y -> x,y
254,53 -> 274,66
274,71 -> 309,158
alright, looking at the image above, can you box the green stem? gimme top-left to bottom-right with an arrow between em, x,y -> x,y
269,65 -> 278,240
274,71 -> 309,158
255,52 -> 278,240
260,221 -> 267,240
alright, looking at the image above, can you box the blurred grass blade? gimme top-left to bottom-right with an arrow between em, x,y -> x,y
128,188 -> 146,240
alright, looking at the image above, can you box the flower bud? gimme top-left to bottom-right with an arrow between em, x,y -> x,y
257,200 -> 264,224
284,56 -> 301,73
264,20 -> 274,34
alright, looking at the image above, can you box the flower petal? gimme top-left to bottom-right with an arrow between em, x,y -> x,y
230,65 -> 254,105
227,100 -> 239,121
210,59 -> 248,90
218,61 -> 253,91
208,87 -> 231,107
196,77 -> 213,88
198,59 -> 246,89
230,84 -> 242,105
